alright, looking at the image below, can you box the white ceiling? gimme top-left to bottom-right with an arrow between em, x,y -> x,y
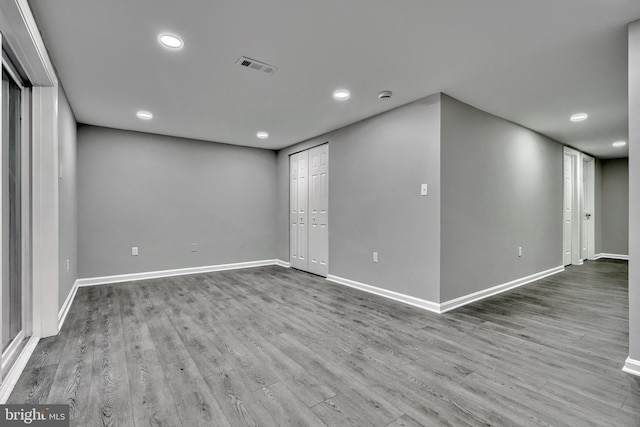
28,0 -> 640,158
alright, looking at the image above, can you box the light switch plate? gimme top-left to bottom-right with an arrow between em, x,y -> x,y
421,184 -> 428,196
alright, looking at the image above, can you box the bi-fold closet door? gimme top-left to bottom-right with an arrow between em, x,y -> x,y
290,144 -> 328,276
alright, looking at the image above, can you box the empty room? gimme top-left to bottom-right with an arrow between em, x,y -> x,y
1,0 -> 640,426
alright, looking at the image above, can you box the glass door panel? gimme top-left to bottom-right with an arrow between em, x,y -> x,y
2,67 -> 23,353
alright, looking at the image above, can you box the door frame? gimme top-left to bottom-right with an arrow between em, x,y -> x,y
563,147 -> 595,266
0,0 -> 61,402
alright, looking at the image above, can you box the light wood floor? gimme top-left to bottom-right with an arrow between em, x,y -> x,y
9,259 -> 640,426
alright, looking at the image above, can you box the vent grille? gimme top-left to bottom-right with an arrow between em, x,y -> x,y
236,56 -> 277,75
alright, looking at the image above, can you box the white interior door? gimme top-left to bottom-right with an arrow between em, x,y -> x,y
580,158 -> 589,260
289,144 -> 328,276
583,156 -> 595,260
308,144 -> 328,276
563,151 -> 573,266
290,151 -> 308,271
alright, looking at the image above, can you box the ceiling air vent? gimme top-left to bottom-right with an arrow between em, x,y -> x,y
236,56 -> 277,75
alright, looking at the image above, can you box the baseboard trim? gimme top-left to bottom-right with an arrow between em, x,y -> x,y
623,357 -> 640,377
0,336 -> 40,404
594,253 -> 629,261
326,275 -> 440,314
275,259 -> 291,268
327,266 -> 565,315
58,279 -> 79,331
439,265 -> 565,313
77,259 -> 283,287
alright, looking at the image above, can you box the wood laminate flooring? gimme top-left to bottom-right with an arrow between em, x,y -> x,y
8,259 -> 640,426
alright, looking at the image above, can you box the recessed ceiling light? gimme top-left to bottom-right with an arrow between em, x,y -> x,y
612,140 -> 627,147
333,89 -> 351,101
136,110 -> 153,120
256,131 -> 269,139
158,34 -> 183,49
570,113 -> 588,122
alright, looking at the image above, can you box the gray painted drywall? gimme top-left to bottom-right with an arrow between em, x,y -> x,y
594,159 -> 603,255
278,95 -> 442,302
600,158 -> 629,256
628,20 -> 640,362
440,94 -> 563,302
77,125 -> 278,278
58,86 -> 77,310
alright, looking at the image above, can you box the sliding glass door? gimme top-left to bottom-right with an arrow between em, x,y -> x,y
1,59 -> 27,377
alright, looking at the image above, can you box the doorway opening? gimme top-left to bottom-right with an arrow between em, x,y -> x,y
563,147 -> 595,266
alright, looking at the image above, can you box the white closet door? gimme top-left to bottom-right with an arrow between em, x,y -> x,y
308,144 -> 328,276
290,151 -> 308,270
289,144 -> 328,276
563,152 -> 573,266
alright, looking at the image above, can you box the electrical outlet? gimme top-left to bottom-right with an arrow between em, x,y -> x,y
191,243 -> 198,252
66,259 -> 70,273
132,246 -> 139,256
518,246 -> 523,257
373,252 -> 379,263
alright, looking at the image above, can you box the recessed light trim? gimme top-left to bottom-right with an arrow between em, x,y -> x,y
136,110 -> 153,120
612,140 -> 627,147
333,89 -> 351,101
158,34 -> 183,49
570,113 -> 588,122
256,131 -> 269,139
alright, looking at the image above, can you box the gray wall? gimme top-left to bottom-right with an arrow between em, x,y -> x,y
600,158 -> 629,255
58,86 -> 77,310
278,95 -> 442,302
78,125 -> 278,278
628,20 -> 640,362
440,94 -> 563,302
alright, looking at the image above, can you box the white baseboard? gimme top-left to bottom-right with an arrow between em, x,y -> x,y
58,279 -> 79,331
623,357 -> 640,377
0,336 -> 40,404
439,265 -> 565,313
62,260 -> 290,331
328,265 -> 564,315
326,275 -> 441,313
594,253 -> 629,261
76,259 -> 284,287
